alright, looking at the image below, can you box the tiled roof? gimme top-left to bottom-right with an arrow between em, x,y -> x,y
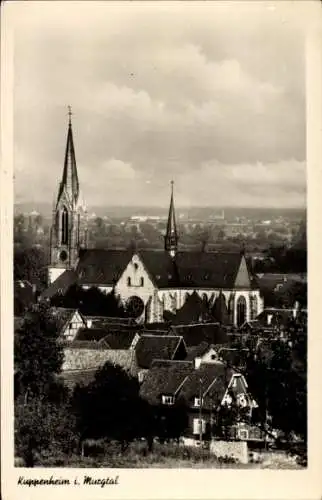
140,361 -> 194,405
171,323 -> 228,347
135,334 -> 186,369
103,331 -> 139,349
40,270 -> 78,299
139,250 -> 244,289
76,249 -> 133,286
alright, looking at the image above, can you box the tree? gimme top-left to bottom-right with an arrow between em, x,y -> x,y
246,339 -> 307,444
71,362 -> 144,451
14,246 -> 47,290
14,302 -> 74,466
15,396 -> 77,466
14,302 -> 64,401
51,285 -> 127,317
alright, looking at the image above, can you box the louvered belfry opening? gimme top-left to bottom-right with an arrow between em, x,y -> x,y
61,206 -> 69,245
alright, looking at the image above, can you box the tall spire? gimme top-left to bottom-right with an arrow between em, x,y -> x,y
57,106 -> 79,207
165,180 -> 178,257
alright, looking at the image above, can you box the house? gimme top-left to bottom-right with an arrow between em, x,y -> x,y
49,307 -> 87,341
45,114 -> 264,327
140,360 -> 254,441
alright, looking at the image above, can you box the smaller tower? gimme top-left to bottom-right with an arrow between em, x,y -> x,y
164,180 -> 178,258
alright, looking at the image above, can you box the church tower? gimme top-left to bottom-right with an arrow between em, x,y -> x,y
48,108 -> 87,285
164,180 -> 178,258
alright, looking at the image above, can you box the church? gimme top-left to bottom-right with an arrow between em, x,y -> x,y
46,112 -> 264,326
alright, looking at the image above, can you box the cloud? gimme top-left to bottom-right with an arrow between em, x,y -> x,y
11,1 -> 307,208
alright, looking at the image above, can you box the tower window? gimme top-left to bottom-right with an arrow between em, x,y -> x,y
140,277 -> 144,287
61,206 -> 69,245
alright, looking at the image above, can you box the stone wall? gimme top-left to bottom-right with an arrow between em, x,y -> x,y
62,348 -> 138,377
210,440 -> 248,464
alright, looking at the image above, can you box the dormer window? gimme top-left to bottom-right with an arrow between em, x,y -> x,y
127,277 -> 131,286
162,395 -> 174,405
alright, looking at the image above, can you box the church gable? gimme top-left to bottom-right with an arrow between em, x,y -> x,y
234,255 -> 251,289
116,253 -> 156,291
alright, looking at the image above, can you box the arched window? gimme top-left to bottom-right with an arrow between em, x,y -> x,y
61,206 -> 69,245
202,293 -> 208,305
237,296 -> 247,327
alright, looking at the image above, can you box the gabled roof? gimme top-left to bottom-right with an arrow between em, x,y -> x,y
76,249 -> 133,286
135,334 -> 186,369
40,270 -> 78,300
140,361 -> 194,405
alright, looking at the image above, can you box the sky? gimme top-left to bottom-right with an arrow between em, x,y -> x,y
12,1 -> 308,208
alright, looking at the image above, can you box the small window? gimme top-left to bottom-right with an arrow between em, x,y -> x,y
134,263 -> 139,271
210,354 -> 216,360
194,397 -> 202,407
127,277 -> 131,286
238,429 -> 249,441
162,395 -> 174,405
69,322 -> 73,329
140,277 -> 144,287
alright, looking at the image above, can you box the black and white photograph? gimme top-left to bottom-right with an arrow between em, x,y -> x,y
2,0 -> 322,497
